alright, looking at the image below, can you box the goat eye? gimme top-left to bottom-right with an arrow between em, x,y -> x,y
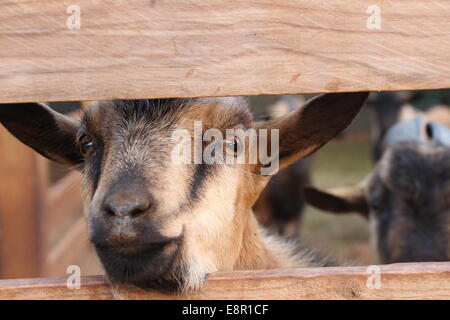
223,137 -> 241,156
79,135 -> 94,156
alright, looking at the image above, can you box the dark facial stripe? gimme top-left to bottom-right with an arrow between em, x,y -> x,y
188,162 -> 211,203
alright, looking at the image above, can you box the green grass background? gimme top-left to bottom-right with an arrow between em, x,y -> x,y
301,137 -> 372,265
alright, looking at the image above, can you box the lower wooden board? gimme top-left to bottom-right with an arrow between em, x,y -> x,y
0,262 -> 449,299
0,0 -> 449,103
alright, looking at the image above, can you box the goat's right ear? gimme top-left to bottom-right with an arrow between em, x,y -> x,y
253,92 -> 369,173
0,103 -> 82,166
303,186 -> 369,218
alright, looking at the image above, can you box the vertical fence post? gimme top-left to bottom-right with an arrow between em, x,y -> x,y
0,126 -> 46,278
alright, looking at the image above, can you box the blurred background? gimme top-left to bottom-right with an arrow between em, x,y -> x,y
0,89 -> 449,279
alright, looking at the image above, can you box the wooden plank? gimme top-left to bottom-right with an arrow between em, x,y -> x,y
0,262 -> 449,299
43,170 -> 83,234
0,127 -> 44,278
0,0 -> 449,103
43,216 -> 89,277
0,276 -> 110,300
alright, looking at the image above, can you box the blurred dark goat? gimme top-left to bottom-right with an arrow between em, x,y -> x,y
304,97 -> 450,263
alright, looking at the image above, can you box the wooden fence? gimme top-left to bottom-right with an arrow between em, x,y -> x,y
1,263 -> 450,299
0,126 -> 87,278
1,0 -> 449,103
0,0 -> 449,299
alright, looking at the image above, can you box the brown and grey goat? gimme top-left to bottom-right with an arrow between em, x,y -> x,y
0,92 -> 368,293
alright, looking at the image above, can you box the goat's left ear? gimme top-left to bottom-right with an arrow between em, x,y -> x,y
0,103 -> 82,166
254,92 -> 368,172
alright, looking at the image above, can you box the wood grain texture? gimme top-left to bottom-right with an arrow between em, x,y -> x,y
0,262 -> 449,299
43,216 -> 89,277
0,0 -> 449,103
0,127 -> 43,278
41,168 -> 86,276
44,170 -> 82,235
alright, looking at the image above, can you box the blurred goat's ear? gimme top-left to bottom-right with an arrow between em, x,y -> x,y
0,103 -> 82,166
303,186 -> 369,217
253,92 -> 369,174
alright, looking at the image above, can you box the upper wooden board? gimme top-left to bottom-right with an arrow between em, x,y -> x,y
0,0 -> 449,103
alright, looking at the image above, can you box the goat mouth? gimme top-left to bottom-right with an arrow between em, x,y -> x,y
94,237 -> 183,290
97,241 -> 173,256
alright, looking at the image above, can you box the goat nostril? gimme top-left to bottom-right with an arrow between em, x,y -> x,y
425,122 -> 434,140
103,198 -> 151,218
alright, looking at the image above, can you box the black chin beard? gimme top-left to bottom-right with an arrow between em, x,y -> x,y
127,275 -> 181,292
106,262 -> 193,294
100,250 -> 194,293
